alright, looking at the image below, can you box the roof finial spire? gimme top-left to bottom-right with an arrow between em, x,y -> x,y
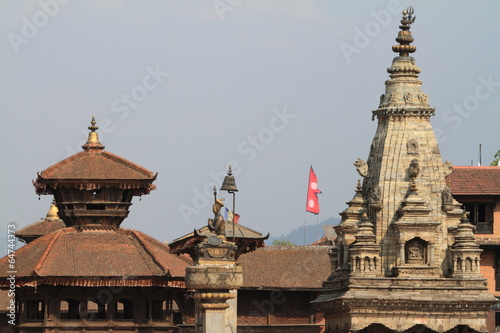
82,115 -> 105,150
392,7 -> 416,56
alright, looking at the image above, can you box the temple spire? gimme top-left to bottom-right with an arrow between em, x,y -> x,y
82,115 -> 105,150
374,7 -> 434,117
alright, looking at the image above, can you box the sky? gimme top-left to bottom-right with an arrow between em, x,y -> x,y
1,0 -> 500,249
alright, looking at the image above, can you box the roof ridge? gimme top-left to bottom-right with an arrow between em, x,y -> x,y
129,230 -> 168,276
102,151 -> 155,178
33,228 -> 67,274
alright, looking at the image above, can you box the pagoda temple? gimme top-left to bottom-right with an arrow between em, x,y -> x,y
0,117 -> 192,332
314,8 -> 496,333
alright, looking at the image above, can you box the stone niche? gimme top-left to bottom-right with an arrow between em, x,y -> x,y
394,236 -> 439,277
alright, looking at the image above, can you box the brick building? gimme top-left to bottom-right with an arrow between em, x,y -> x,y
448,166 -> 500,332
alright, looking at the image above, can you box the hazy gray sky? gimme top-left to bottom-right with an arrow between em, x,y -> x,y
2,0 -> 499,247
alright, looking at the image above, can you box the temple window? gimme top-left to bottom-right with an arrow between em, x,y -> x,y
60,299 -> 80,319
464,202 -> 494,234
150,299 -> 182,323
87,204 -> 106,210
87,300 -> 107,320
116,299 -> 134,320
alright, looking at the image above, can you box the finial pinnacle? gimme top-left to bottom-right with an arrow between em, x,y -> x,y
89,115 -> 98,132
392,6 -> 417,56
45,200 -> 59,221
82,116 -> 105,150
355,179 -> 362,193
461,209 -> 469,222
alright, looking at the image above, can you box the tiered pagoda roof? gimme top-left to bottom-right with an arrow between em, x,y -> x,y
0,117 -> 189,289
34,117 -> 156,196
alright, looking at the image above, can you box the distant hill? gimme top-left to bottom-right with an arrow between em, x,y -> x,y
268,216 -> 340,246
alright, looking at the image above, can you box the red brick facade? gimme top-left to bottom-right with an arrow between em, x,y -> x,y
448,166 -> 500,333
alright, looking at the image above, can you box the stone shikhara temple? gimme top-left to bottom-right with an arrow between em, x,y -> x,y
314,8 -> 496,333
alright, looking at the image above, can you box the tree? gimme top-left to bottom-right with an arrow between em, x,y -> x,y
491,150 -> 500,166
272,238 -> 296,246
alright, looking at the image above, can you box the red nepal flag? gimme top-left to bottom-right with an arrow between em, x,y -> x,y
306,166 -> 321,215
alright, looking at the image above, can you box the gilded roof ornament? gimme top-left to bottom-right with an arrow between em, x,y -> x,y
392,7 -> 417,56
82,115 -> 105,150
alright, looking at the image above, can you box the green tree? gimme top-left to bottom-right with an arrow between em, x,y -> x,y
272,238 -> 296,246
491,150 -> 500,166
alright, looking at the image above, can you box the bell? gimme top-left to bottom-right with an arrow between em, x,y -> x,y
220,165 -> 238,192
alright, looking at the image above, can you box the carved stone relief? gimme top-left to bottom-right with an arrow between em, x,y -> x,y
405,238 -> 426,264
354,158 -> 368,178
407,139 -> 418,155
404,92 -> 414,104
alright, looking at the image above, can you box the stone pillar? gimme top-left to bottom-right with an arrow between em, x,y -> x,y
185,237 -> 243,333
194,292 -> 234,333
226,290 -> 237,333
399,242 -> 405,265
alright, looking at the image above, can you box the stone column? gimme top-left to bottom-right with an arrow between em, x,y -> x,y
185,237 -> 242,333
226,290 -> 238,333
194,291 -> 235,333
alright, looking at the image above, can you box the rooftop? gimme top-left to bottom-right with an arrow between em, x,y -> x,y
33,117 -> 157,195
0,227 -> 191,288
447,166 -> 500,196
16,204 -> 65,243
238,246 -> 331,289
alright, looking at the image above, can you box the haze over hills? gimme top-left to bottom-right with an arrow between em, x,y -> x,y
268,216 -> 340,246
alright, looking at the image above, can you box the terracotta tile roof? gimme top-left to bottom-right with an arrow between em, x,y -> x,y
39,150 -> 155,180
34,150 -> 157,194
0,227 -> 191,288
238,246 -> 331,289
447,166 -> 500,195
16,218 -> 65,240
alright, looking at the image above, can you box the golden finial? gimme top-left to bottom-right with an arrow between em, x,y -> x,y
82,116 -> 104,150
45,200 -> 59,221
392,7 -> 417,56
88,115 -> 98,132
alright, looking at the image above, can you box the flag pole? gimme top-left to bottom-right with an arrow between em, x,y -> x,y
303,211 -> 307,246
315,214 -> 319,244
